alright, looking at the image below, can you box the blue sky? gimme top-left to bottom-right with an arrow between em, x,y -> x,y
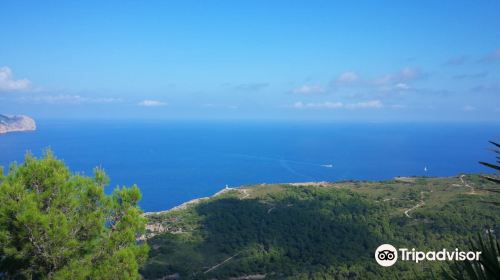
0,1 -> 499,121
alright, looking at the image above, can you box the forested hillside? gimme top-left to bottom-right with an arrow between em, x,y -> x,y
142,176 -> 500,279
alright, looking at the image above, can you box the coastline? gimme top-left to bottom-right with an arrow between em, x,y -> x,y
0,127 -> 37,134
143,180 -> 356,216
143,186 -> 239,216
142,175 -> 465,216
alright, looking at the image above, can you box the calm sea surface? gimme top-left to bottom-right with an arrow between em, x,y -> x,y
0,120 -> 497,211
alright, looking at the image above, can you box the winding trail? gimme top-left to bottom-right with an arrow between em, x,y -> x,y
460,175 -> 475,194
404,191 -> 425,218
403,175 -> 476,218
204,253 -> 240,274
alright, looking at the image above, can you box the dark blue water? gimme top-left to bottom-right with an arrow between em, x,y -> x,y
0,120 -> 498,211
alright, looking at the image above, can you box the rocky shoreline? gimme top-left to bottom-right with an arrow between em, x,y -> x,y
143,186 -> 237,216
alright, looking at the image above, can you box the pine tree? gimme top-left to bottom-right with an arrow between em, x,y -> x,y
0,150 -> 148,279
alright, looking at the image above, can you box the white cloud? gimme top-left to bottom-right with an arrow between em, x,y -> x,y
293,100 -> 383,110
345,100 -> 383,109
292,84 -> 326,95
395,83 -> 410,90
138,99 -> 167,107
0,66 -> 31,92
374,67 -> 422,86
17,94 -> 122,104
336,71 -> 359,83
293,101 -> 343,109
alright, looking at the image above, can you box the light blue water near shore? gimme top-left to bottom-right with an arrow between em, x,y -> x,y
0,120 -> 498,211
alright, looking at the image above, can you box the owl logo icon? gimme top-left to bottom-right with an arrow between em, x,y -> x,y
375,244 -> 398,267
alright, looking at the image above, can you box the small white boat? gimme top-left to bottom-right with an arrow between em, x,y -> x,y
321,164 -> 333,168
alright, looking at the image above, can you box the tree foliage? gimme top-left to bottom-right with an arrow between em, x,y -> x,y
479,141 -> 500,187
443,232 -> 500,280
0,150 -> 148,279
441,140 -> 500,279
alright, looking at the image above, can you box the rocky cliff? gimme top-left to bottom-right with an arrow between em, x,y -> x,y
0,114 -> 36,134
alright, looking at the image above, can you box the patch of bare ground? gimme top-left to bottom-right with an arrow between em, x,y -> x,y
460,174 -> 476,194
394,177 -> 417,183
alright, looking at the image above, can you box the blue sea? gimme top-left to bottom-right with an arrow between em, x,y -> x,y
0,120 -> 498,212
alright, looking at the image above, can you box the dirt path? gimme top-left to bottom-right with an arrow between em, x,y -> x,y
240,188 -> 250,199
204,253 -> 240,274
403,175 -> 475,218
460,175 -> 475,194
404,191 -> 425,218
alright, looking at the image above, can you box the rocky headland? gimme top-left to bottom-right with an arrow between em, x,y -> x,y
0,114 -> 36,134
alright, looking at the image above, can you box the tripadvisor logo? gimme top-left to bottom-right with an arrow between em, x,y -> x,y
374,244 -> 482,267
375,244 -> 398,267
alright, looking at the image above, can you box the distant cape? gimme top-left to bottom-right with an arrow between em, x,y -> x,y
0,114 -> 36,134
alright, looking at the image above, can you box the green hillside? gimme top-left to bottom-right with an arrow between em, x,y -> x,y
141,175 -> 500,279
